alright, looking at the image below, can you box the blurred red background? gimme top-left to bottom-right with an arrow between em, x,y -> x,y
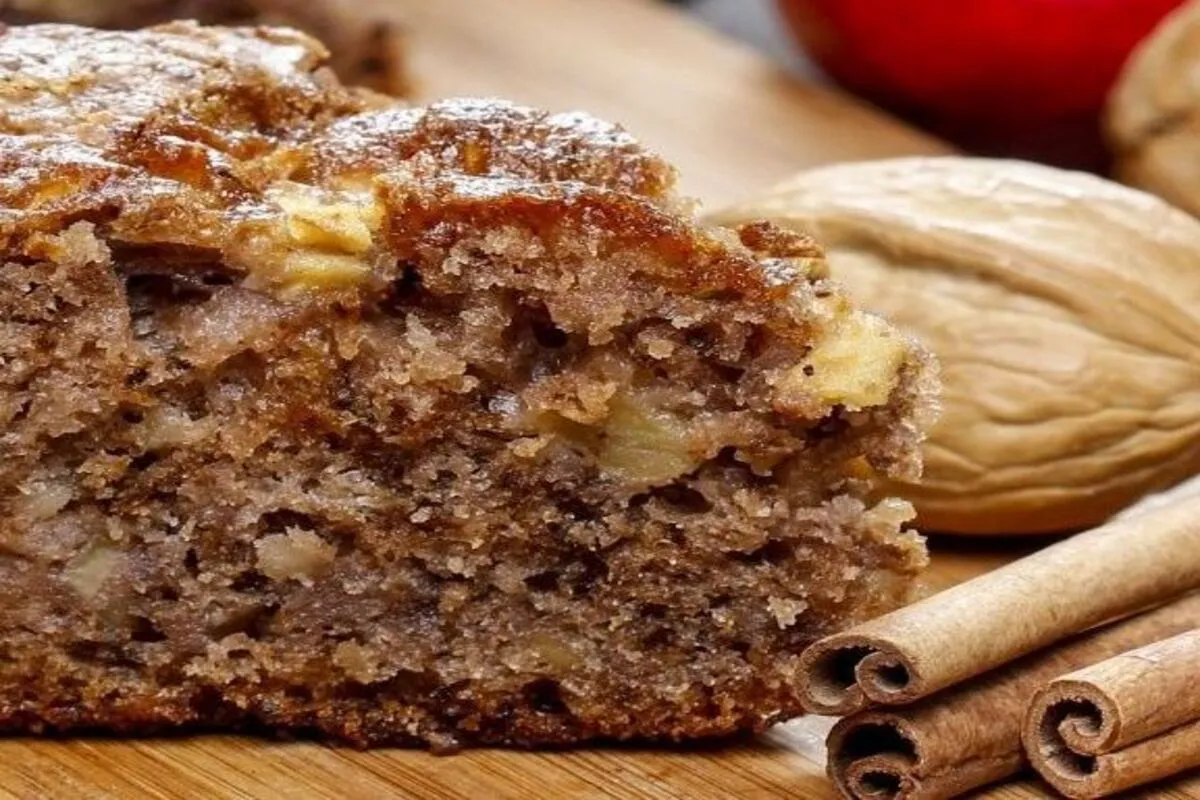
776,0 -> 1186,172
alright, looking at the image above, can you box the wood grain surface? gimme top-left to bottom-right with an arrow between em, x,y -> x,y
2,0 -> 1193,797
391,0 -> 952,208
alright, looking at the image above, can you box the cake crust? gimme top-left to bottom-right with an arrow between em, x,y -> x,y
0,0 -> 412,97
0,23 -> 933,749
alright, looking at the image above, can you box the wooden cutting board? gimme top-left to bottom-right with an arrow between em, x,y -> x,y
3,1 -> 1196,798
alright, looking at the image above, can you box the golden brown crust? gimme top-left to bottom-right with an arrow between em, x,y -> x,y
0,22 -> 363,257
0,22 -> 339,145
0,23 -> 805,317
0,0 -> 412,97
306,99 -> 678,199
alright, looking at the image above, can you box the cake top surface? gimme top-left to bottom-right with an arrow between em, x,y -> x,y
0,22 -> 675,203
0,23 -> 338,144
0,22 -> 829,306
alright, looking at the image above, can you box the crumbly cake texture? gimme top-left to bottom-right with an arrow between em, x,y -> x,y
0,23 -> 934,749
0,0 -> 412,97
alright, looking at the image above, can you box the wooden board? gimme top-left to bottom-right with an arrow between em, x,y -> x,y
393,0 -> 952,209
2,1 -> 1195,798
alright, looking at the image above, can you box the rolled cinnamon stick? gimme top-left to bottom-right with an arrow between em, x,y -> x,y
826,594 -> 1200,800
1023,628 -> 1200,798
799,494 -> 1200,716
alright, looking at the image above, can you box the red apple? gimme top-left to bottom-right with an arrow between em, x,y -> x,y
778,0 -> 1186,169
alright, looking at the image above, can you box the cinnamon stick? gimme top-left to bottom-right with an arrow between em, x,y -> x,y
1023,628 -> 1200,798
798,494 -> 1200,716
825,593 -> 1200,800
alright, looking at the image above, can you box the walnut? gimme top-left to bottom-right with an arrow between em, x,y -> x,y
1107,0 -> 1200,217
713,156 -> 1200,534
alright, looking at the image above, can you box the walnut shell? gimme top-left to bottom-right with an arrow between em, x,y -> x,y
1107,0 -> 1200,217
711,156 -> 1200,534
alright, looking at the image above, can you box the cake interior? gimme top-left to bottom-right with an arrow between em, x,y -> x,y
2,198 -> 926,748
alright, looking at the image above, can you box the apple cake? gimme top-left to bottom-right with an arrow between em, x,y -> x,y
0,22 -> 934,749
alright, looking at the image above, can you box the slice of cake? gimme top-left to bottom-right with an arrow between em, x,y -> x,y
0,23 -> 934,749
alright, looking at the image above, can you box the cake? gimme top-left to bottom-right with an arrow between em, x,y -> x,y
0,23 -> 934,750
0,0 -> 411,97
